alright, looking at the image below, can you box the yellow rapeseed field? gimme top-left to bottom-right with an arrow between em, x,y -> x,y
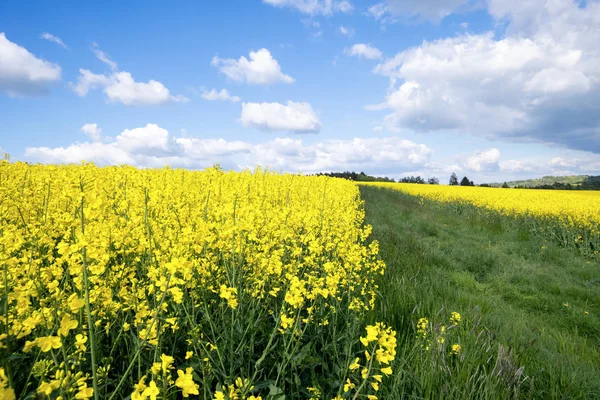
0,162 -> 395,399
360,182 -> 600,255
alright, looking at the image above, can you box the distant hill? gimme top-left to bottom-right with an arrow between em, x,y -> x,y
487,175 -> 600,190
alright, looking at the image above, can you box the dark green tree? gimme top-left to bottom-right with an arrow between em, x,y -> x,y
460,176 -> 471,186
449,173 -> 459,186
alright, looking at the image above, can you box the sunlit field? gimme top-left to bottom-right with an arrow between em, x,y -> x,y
0,162 -> 393,399
1,162 -> 599,399
360,182 -> 600,258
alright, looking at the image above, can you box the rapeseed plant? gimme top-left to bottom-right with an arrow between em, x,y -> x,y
0,162 -> 393,398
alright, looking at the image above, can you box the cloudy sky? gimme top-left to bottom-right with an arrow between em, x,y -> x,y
1,0 -> 599,183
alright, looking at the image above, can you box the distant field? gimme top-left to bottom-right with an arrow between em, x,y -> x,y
360,182 -> 600,258
361,185 -> 600,399
488,175 -> 588,188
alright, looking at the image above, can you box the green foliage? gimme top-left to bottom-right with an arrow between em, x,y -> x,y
460,176 -> 474,186
316,171 -> 396,182
488,175 -> 600,190
361,186 -> 600,399
449,173 -> 459,186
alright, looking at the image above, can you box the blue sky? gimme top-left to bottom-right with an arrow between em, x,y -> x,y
1,0 -> 599,183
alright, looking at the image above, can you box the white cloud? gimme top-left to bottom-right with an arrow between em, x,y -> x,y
0,32 -> 61,96
464,148 -> 500,172
70,46 -> 187,106
104,72 -> 188,106
81,123 -> 102,142
115,123 -> 170,152
201,88 -> 240,102
371,0 -> 600,153
241,101 -> 321,133
368,0 -> 476,23
25,124 -> 431,174
339,25 -> 355,37
92,44 -> 118,70
211,49 -> 294,85
347,44 -> 383,60
40,32 -> 67,49
498,159 -> 538,174
262,0 -> 353,15
26,142 -> 134,166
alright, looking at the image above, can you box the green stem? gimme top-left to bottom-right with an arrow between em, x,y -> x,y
108,274 -> 171,400
80,195 -> 99,400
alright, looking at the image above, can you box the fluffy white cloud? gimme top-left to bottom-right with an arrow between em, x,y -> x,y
371,0 -> 600,153
105,72 -> 188,106
26,142 -> 134,165
201,88 -> 240,102
464,148 -> 500,172
115,123 -> 169,152
81,123 -> 102,142
40,32 -> 67,49
368,0 -> 475,23
263,0 -> 353,15
70,46 -> 187,106
347,44 -> 382,60
211,49 -> 294,85
241,101 -> 321,133
25,123 -> 431,174
0,32 -> 61,96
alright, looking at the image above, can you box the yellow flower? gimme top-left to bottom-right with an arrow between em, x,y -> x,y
160,354 -> 174,374
58,315 -> 78,337
343,378 -> 355,392
280,314 -> 294,330
371,381 -> 379,391
185,351 -> 193,359
37,382 -> 53,396
451,343 -> 462,355
380,366 -> 393,376
23,340 -> 36,353
68,295 -> 86,312
75,385 -> 94,399
219,285 -> 239,309
75,334 -> 87,352
151,362 -> 161,375
142,380 -> 160,400
450,312 -> 461,325
36,336 -> 62,352
349,357 -> 360,371
175,368 -> 199,397
214,391 -> 225,400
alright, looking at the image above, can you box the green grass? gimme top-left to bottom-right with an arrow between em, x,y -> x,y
362,186 -> 600,399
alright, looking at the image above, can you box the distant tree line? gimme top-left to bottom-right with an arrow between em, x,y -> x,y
516,176 -> 600,190
316,171 -> 396,182
449,172 -> 475,186
319,171 -> 600,191
317,171 -> 441,184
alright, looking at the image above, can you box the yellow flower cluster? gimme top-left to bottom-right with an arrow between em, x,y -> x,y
345,323 -> 397,399
0,368 -> 15,400
0,162 -> 386,398
416,312 -> 462,356
361,183 -> 600,229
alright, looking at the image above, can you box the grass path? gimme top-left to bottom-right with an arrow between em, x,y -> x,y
361,186 -> 600,399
